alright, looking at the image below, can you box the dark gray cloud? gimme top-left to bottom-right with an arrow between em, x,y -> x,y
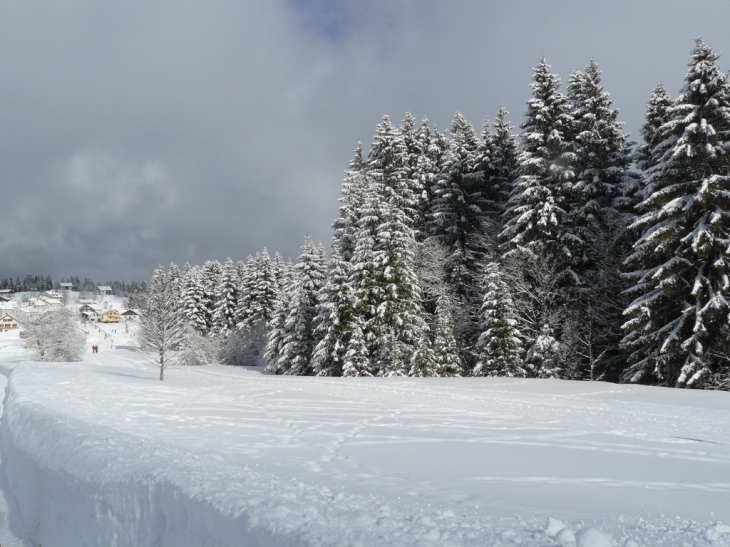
1,1 -> 729,281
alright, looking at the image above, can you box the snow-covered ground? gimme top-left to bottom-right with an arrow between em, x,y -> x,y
0,322 -> 728,546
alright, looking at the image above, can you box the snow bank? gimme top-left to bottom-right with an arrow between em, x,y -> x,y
0,334 -> 728,546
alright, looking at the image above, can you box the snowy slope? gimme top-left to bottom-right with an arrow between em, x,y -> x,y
0,326 -> 729,546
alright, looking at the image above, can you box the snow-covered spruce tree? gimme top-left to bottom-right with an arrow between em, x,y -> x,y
369,188 -> 429,376
483,105 -> 519,224
622,39 -> 730,388
427,112 -> 492,366
525,324 -> 563,379
180,265 -> 209,334
401,112 -> 435,238
431,296 -> 463,376
264,273 -> 295,372
139,265 -> 186,381
332,144 -> 368,262
311,244 -> 356,376
368,115 -> 418,221
501,57 -> 575,375
342,317 -> 373,377
563,60 -> 638,380
474,262 -> 525,377
502,57 -> 575,261
349,121 -> 429,376
211,258 -> 239,335
25,307 -> 86,362
201,260 -> 222,332
233,249 -> 279,365
634,83 -> 674,174
266,237 -> 326,375
235,254 -> 257,329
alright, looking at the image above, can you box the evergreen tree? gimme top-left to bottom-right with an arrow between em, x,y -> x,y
564,60 -> 638,379
428,112 -> 491,363
432,296 -> 463,376
484,105 -> 519,225
211,258 -> 239,335
342,317 -> 373,377
180,265 -> 208,334
312,245 -> 356,376
235,254 -> 257,328
267,237 -> 326,375
525,324 -> 563,378
474,262 -> 525,377
622,39 -> 730,388
332,144 -> 367,262
634,83 -> 674,173
501,57 -> 575,261
201,260 -> 222,331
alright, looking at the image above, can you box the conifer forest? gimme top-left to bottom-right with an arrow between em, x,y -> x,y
149,39 -> 730,390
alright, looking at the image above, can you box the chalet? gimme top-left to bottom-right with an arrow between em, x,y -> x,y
0,295 -> 10,303
120,309 -> 139,322
98,286 -> 113,297
80,308 -> 101,322
101,310 -> 121,323
0,314 -> 19,332
59,283 -> 73,291
0,289 -> 15,298
43,291 -> 62,299
75,299 -> 97,306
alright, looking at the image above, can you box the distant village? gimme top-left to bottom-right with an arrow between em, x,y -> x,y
0,284 -> 139,333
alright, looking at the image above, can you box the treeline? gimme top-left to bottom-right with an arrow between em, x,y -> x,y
149,39 -> 730,389
0,275 -> 147,299
0,275 -> 54,292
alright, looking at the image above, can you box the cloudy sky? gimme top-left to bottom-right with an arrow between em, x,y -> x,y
1,1 -> 729,282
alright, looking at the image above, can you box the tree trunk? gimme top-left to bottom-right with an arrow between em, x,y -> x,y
160,351 -> 165,381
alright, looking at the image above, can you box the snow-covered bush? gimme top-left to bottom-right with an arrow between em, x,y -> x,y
179,327 -> 221,366
25,308 -> 86,362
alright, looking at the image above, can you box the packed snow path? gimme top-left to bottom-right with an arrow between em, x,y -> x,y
0,331 -> 729,546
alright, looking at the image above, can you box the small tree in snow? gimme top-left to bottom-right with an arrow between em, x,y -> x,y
474,262 -> 525,377
139,265 -> 186,381
25,307 -> 86,362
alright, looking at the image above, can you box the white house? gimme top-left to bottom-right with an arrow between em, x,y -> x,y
39,297 -> 62,309
80,308 -> 101,323
120,309 -> 140,323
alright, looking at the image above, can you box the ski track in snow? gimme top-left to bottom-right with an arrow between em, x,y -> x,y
0,325 -> 728,546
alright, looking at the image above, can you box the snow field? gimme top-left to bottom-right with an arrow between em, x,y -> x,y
0,330 -> 728,545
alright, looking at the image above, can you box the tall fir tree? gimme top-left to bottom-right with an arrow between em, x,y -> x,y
267,237 -> 326,375
211,258 -> 239,335
201,260 -> 223,331
311,244 -> 357,376
502,57 -> 575,261
564,60 -> 638,380
428,112 -> 490,365
332,144 -> 367,262
500,57 -> 577,375
622,39 -> 730,388
484,105 -> 519,226
180,265 -> 208,334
